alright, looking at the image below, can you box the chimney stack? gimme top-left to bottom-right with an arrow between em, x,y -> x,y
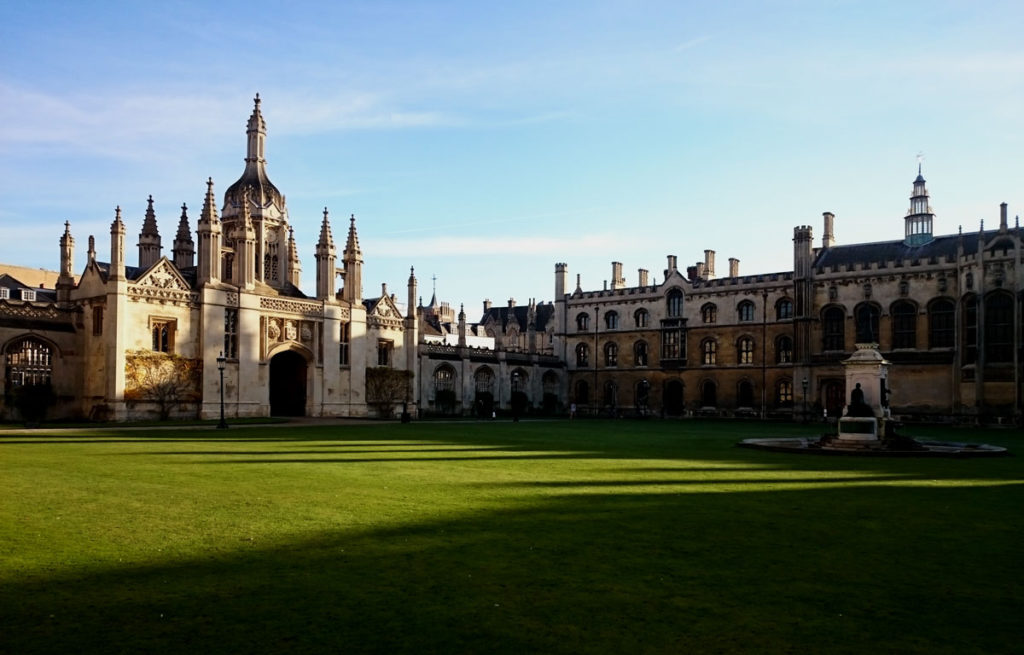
638,268 -> 649,287
822,212 -> 835,248
611,261 -> 625,290
1000,202 -> 1008,232
483,299 -> 492,312
703,250 -> 716,279
728,258 -> 740,277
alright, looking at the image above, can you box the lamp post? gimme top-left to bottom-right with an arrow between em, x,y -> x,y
593,305 -> 599,416
761,289 -> 768,420
216,352 -> 228,429
512,370 -> 520,422
802,376 -> 809,424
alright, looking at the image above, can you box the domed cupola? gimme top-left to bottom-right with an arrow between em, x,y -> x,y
223,94 -> 284,213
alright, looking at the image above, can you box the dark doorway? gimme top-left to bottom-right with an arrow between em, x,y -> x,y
663,379 -> 684,416
823,380 -> 845,419
475,392 -> 494,418
737,380 -> 754,408
270,350 -> 307,416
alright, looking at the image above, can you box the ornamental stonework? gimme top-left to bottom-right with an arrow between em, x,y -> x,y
259,296 -> 323,317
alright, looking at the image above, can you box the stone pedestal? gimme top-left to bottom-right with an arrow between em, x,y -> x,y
837,343 -> 890,444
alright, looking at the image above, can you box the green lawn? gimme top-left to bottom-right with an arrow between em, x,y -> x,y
1,420 -> 1021,654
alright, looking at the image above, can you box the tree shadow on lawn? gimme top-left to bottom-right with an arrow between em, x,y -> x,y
3,482 -> 1021,655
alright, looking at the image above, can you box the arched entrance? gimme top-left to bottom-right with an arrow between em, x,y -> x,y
269,350 -> 307,416
663,379 -> 683,416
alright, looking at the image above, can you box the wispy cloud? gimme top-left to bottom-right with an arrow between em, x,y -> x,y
368,232 -> 621,257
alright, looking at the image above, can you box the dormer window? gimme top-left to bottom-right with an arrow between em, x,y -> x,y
20,289 -> 36,301
0,288 -> 9,300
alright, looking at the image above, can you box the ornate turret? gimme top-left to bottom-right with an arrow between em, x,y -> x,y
905,162 -> 935,246
110,206 -> 126,280
223,94 -> 283,213
233,190 -> 257,289
173,203 -> 195,269
57,221 -> 75,302
315,208 -> 337,300
138,195 -> 162,269
341,214 -> 363,303
196,178 -> 222,284
286,226 -> 301,287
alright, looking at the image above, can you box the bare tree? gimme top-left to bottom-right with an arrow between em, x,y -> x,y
124,350 -> 202,420
365,367 -> 412,419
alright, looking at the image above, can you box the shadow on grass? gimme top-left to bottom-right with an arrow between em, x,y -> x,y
3,482 -> 1021,655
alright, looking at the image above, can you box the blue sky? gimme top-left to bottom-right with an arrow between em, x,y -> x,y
2,1 -> 1023,314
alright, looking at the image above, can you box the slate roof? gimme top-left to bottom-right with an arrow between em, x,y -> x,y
479,303 -> 555,332
0,274 -> 58,302
813,230 -> 1016,270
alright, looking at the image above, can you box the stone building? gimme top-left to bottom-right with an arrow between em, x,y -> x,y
0,97 -> 417,421
554,167 -> 1024,421
2,98 -> 1020,423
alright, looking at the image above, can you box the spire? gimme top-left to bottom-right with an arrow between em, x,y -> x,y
315,208 -> 337,300
286,225 -> 301,287
138,195 -> 162,269
141,195 -> 159,235
57,221 -> 75,302
196,178 -> 222,284
172,203 -> 195,269
317,207 -> 335,248
246,93 -> 267,165
344,214 -> 362,259
110,206 -> 126,280
199,177 -> 219,225
340,215 -> 362,303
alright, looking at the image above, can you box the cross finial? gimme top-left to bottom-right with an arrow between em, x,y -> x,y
916,151 -> 924,175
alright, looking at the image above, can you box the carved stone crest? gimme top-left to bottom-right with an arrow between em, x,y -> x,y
285,320 -> 297,341
268,319 -> 281,340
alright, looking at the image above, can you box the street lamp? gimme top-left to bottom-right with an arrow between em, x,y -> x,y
512,370 -> 520,422
801,376 -> 809,424
217,351 -> 228,429
593,305 -> 599,416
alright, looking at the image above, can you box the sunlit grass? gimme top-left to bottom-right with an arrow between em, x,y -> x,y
1,420 -> 1021,653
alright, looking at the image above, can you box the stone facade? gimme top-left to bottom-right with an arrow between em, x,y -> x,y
2,103 -> 1020,423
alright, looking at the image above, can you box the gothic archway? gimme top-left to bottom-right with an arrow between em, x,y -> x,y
269,350 -> 308,416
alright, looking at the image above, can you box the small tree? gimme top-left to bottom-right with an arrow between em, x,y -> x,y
365,367 -> 413,419
124,350 -> 202,420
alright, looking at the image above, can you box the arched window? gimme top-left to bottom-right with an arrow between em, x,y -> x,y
634,341 -> 648,367
634,308 -> 649,328
701,303 -> 717,324
576,312 -> 590,332
985,291 -> 1014,363
928,299 -> 955,349
891,301 -> 917,349
701,339 -> 717,365
963,295 -> 978,364
475,367 -> 494,394
5,338 -> 53,388
775,335 -> 793,364
776,298 -> 793,320
574,379 -> 590,404
776,380 -> 793,407
605,311 -> 619,329
738,300 -> 755,322
854,303 -> 880,343
666,289 -> 683,317
433,364 -> 457,413
575,343 -> 589,367
604,342 -> 618,367
433,364 -> 456,393
737,337 -> 755,364
823,306 -> 845,351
